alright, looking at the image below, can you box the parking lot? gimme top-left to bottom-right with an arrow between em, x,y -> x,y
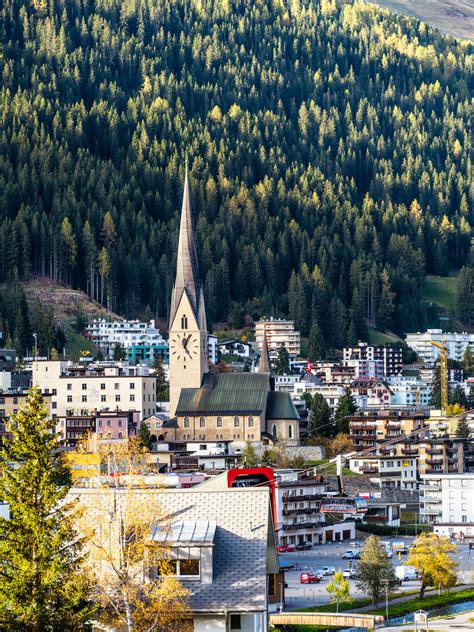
281,537 -> 474,609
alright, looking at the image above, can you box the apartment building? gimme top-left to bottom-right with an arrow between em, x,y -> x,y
350,378 -> 392,409
314,362 -> 355,383
420,473 -> 474,537
385,375 -> 430,408
348,455 -> 418,489
255,318 -> 301,358
343,342 -> 403,376
274,474 -> 355,545
405,329 -> 474,365
0,390 -> 52,420
291,375 -> 346,410
57,410 -> 140,447
85,319 -> 169,363
32,360 -> 156,421
348,409 -> 429,452
417,437 -> 474,475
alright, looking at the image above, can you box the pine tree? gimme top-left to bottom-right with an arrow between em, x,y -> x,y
275,345 -> 290,375
113,342 -> 126,361
377,269 -> 395,331
334,387 -> 357,433
308,322 -> 326,360
304,393 -> 333,437
455,416 -> 471,438
463,345 -> 473,377
152,355 -> 169,403
138,421 -> 152,449
0,387 -> 92,629
451,384 -> 467,408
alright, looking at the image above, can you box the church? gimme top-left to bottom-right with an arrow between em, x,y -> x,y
164,167 -> 300,448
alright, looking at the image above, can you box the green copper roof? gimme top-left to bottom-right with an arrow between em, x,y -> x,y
266,391 -> 300,420
176,372 -> 270,416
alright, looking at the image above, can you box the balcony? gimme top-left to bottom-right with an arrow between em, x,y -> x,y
361,466 -> 379,474
350,433 -> 377,440
426,459 -> 443,466
425,468 -> 443,474
282,521 -> 326,531
364,514 -> 388,523
282,493 -> 324,502
420,506 -> 441,515
350,424 -> 377,431
386,423 -> 401,430
426,449 -> 443,456
402,448 -> 419,455
282,507 -> 321,516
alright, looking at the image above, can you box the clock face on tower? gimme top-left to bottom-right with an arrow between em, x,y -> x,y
171,333 -> 199,361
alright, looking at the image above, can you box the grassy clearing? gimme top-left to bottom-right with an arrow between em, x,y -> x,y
63,322 -> 99,359
367,326 -> 402,345
423,274 -> 458,309
304,459 -> 359,477
362,587 -> 474,618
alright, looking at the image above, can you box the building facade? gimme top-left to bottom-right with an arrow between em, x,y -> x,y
343,342 -> 403,376
255,318 -> 301,358
32,360 -> 156,421
348,409 -> 429,452
348,455 -> 418,489
420,473 -> 474,537
405,329 -> 474,365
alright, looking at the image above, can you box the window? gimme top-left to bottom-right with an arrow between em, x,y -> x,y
115,383 -> 120,390
462,515 -> 467,523
272,424 -> 277,437
233,416 -> 240,427
101,383 -> 106,390
98,420 -> 103,427
107,420 -> 112,427
181,315 -> 188,329
216,416 -> 223,427
200,444 -> 207,450
289,424 -> 293,439
130,394 -> 135,402
118,420 -> 123,427
118,432 -> 123,439
199,416 -> 206,428
130,383 -> 135,389
67,395 -> 72,403
248,416 -> 254,427
101,395 -> 106,402
82,395 -> 87,402
52,401 -> 57,409
82,384 -> 87,390
230,614 -> 241,630
67,384 -> 72,391
184,417 -> 190,428
115,395 -> 121,402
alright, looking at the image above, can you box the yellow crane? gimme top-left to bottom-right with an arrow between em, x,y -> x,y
430,339 -> 448,413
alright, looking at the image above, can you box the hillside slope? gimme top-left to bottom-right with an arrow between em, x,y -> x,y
0,0 -> 472,348
368,0 -> 474,40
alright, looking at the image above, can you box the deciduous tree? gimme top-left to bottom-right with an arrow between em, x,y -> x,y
355,535 -> 396,605
326,569 -> 351,612
407,533 -> 458,598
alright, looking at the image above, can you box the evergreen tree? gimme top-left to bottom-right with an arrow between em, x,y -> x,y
334,388 -> 357,433
463,346 -> 473,377
113,342 -> 126,361
0,387 -> 92,629
451,384 -> 467,408
308,322 -> 326,360
138,421 -> 152,449
152,355 -> 169,403
275,345 -> 290,375
304,393 -> 333,437
455,416 -> 471,438
377,269 -> 395,331
456,266 -> 474,327
429,362 -> 451,408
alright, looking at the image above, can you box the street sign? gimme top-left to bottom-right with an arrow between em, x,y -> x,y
414,610 -> 429,631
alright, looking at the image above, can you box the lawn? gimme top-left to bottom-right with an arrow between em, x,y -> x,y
367,326 -> 402,345
423,274 -> 458,310
63,322 -> 99,359
362,587 -> 474,618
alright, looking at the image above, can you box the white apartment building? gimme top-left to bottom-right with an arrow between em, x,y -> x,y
405,329 -> 474,365
208,334 -> 219,365
420,473 -> 474,537
385,376 -> 431,408
274,473 -> 355,545
255,318 -> 300,358
348,455 -> 418,490
32,360 -> 156,421
85,319 -> 168,359
343,342 -> 403,376
291,379 -> 346,411
274,374 -> 302,393
344,358 -> 384,379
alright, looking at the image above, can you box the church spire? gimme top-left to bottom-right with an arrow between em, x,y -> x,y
258,330 -> 271,374
169,162 -> 206,329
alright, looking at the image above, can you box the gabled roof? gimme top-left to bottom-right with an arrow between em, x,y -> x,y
153,488 -> 275,612
266,391 -> 300,420
176,372 -> 270,416
258,330 -> 271,374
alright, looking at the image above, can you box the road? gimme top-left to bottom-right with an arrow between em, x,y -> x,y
381,610 -> 474,631
280,537 -> 474,610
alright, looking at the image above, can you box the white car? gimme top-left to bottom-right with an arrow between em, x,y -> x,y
343,568 -> 356,578
319,566 -> 336,576
313,570 -> 325,579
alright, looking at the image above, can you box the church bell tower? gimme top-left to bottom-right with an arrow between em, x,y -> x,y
168,163 -> 208,417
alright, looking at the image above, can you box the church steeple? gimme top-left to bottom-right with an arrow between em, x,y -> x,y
258,330 -> 271,374
169,162 -> 206,330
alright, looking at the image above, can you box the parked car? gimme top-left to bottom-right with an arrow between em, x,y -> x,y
343,568 -> 356,578
277,544 -> 296,553
300,572 -> 321,584
313,570 -> 325,580
319,566 -> 336,575
342,550 -> 360,559
296,541 -> 312,551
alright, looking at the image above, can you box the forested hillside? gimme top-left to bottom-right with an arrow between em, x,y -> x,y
0,0 -> 472,349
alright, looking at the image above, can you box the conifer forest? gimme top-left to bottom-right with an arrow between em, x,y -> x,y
0,0 -> 472,348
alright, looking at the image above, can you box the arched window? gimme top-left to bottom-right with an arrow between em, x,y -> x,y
199,416 -> 206,428
181,315 -> 188,329
216,416 -> 223,428
289,424 -> 293,439
248,416 -> 254,427
233,416 -> 240,427
272,424 -> 277,437
183,416 -> 190,428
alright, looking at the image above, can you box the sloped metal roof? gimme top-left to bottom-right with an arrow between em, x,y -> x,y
151,520 -> 216,545
266,391 -> 300,420
176,372 -> 270,415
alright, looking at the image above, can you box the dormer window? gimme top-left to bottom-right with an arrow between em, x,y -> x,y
181,315 -> 188,329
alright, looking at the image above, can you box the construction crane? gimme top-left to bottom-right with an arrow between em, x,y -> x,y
430,339 -> 448,413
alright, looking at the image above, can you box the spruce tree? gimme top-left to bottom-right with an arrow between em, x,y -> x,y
334,388 -> 357,433
152,355 -> 169,403
275,345 -> 290,375
138,420 -> 152,449
0,387 -> 92,630
455,417 -> 471,438
308,322 -> 326,360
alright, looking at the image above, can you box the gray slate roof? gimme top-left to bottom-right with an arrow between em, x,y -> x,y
176,372 -> 271,416
153,488 -> 275,612
266,391 -> 300,420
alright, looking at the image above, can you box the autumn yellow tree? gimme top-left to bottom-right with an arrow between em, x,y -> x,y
71,440 -> 191,631
407,533 -> 458,598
